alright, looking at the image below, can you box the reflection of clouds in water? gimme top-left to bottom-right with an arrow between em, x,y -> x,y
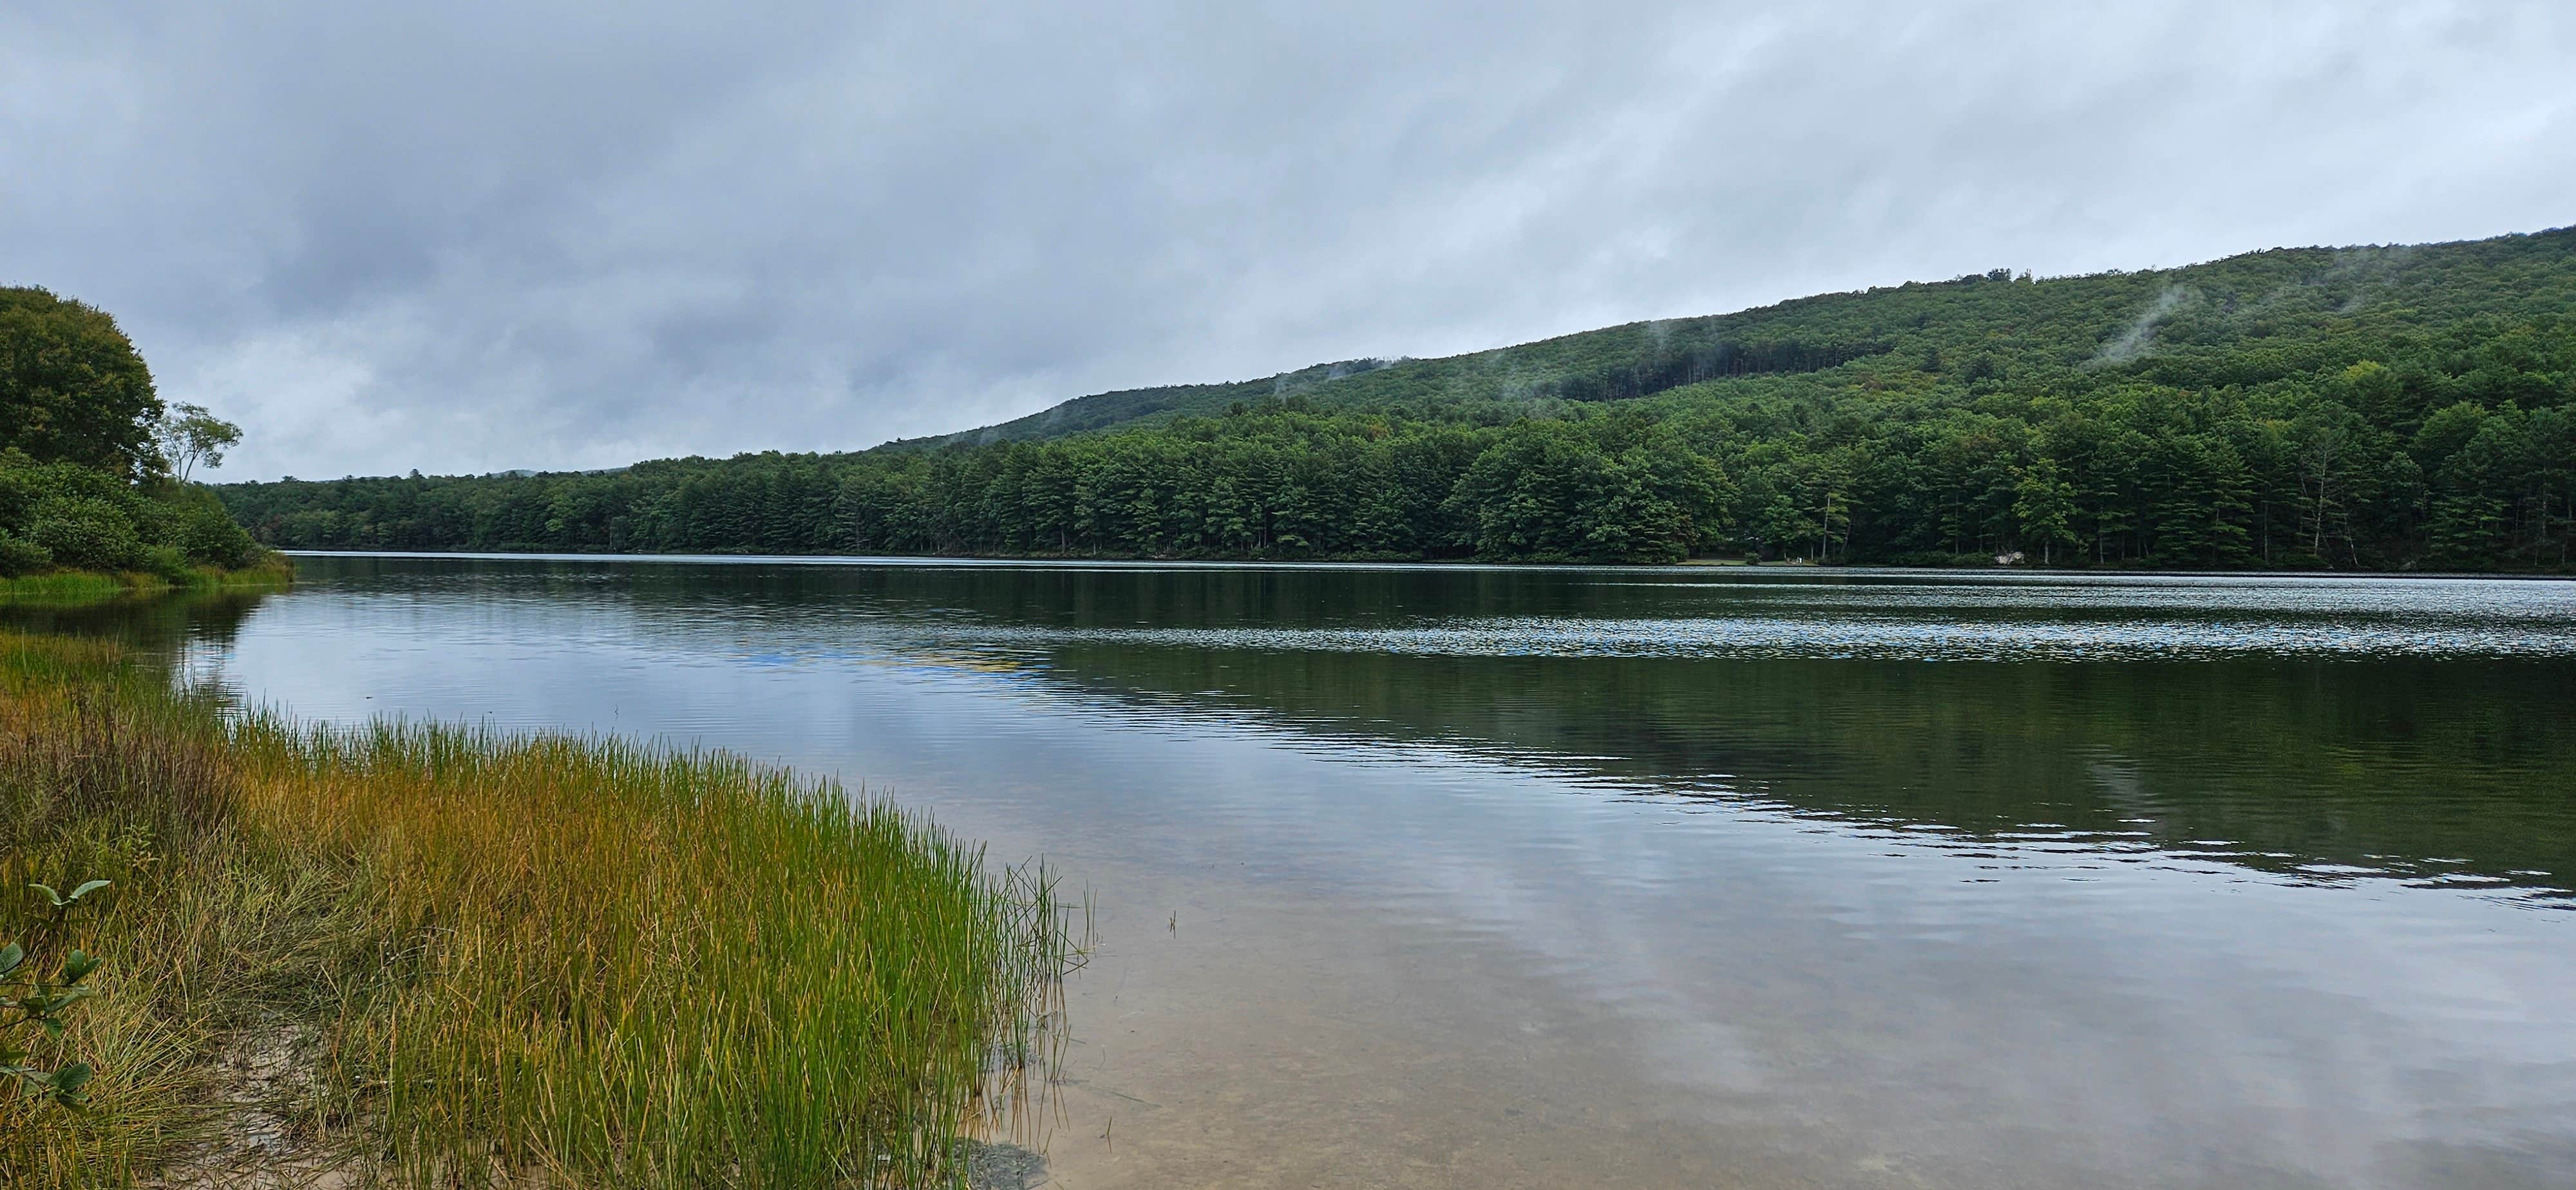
1126,726 -> 2576,1186
938,612 -> 2576,661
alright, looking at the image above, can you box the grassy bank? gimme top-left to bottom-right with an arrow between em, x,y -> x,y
0,557 -> 295,607
0,630 -> 1068,1188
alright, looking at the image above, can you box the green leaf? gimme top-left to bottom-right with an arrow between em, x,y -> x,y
0,942 -> 21,977
26,883 -> 64,909
66,880 -> 110,903
52,1063 -> 91,1095
61,951 -> 99,985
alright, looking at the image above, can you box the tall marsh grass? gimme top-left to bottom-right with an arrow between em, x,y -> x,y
0,630 -> 1069,1188
0,557 -> 296,608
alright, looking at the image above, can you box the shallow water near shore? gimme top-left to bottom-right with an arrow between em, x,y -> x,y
17,556 -> 2576,1188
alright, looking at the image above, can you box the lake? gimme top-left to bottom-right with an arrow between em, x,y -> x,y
15,555 -> 2576,1188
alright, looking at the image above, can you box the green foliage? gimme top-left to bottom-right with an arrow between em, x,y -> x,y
152,402 -> 241,484
29,496 -> 147,572
0,289 -> 164,480
0,286 -> 267,588
0,532 -> 48,578
171,496 -> 259,570
0,452 -> 264,578
220,226 -> 2576,569
1444,417 -> 1727,562
2,879 -> 109,1111
215,411 -> 1730,563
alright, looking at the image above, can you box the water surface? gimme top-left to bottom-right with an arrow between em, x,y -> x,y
19,557 -> 2576,1188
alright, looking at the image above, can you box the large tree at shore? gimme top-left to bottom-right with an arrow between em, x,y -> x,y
0,287 -> 166,479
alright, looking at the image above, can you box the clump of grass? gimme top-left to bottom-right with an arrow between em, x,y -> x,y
0,630 -> 1070,1187
0,556 -> 295,608
1,649 -> 253,1187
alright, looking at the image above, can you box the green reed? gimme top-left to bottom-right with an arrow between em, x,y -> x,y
0,558 -> 296,608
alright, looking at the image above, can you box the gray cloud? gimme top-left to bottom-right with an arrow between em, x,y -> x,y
5,1 -> 2571,478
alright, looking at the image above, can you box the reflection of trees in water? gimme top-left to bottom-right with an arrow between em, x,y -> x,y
1013,643 -> 2576,902
217,558 -> 2576,900
0,588 -> 274,651
375,554 -> 1736,630
543,559 -> 2574,899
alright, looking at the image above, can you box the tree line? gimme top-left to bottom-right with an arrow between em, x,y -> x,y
218,372 -> 2570,570
218,227 -> 2576,569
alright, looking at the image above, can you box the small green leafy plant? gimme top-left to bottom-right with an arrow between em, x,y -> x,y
1,878 -> 109,1109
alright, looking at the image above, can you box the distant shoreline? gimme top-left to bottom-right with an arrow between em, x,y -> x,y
259,547 -> 2574,581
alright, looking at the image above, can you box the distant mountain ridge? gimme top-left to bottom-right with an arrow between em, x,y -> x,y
886,357 -> 1407,450
882,227 -> 2571,450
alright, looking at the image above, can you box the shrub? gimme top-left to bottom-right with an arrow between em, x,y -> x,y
28,498 -> 144,573
0,462 -> 38,533
0,452 -> 265,579
0,533 -> 47,578
1,880 -> 110,1111
173,498 -> 257,569
138,545 -> 193,583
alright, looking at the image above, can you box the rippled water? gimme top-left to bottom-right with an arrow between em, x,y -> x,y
17,556 -> 2576,1188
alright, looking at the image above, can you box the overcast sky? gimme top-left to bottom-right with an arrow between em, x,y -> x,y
5,2 -> 2571,480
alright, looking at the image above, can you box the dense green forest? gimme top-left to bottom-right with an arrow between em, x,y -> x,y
0,287 -> 266,583
219,227 -> 2576,568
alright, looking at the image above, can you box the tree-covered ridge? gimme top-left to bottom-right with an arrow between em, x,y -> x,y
217,227 -> 2576,569
894,357 -> 1404,448
908,228 -> 2576,443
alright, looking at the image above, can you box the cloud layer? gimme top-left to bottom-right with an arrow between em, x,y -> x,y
6,1 -> 2571,478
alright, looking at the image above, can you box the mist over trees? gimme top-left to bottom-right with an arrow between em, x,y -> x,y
218,229 -> 2576,570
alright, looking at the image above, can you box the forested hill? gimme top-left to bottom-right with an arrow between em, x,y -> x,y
889,356 -> 1406,448
900,228 -> 2574,445
218,227 -> 2576,569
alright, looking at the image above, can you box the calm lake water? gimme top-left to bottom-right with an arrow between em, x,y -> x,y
17,556 -> 2576,1188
